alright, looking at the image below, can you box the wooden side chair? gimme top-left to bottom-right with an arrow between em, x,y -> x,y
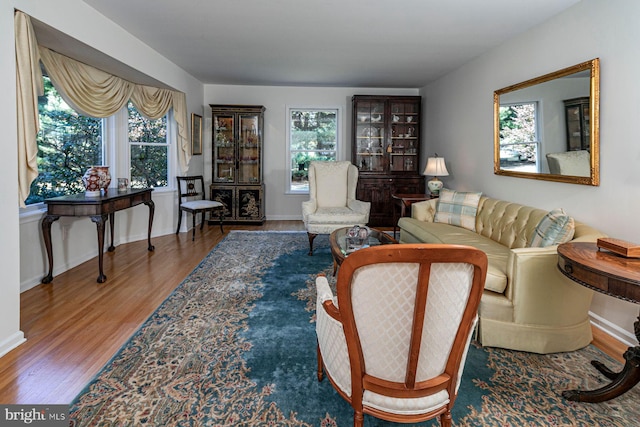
315,244 -> 488,427
176,176 -> 224,241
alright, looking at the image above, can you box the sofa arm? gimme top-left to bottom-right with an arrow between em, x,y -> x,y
410,199 -> 438,222
506,246 -> 593,327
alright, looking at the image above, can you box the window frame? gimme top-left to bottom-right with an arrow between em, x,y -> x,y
285,105 -> 342,194
20,100 -> 175,215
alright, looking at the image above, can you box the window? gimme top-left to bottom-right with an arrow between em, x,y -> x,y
498,102 -> 539,172
26,76 -> 103,205
128,102 -> 169,188
288,108 -> 339,192
25,79 -> 171,207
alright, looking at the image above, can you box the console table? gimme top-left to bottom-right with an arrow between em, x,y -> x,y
42,188 -> 155,284
557,241 -> 640,402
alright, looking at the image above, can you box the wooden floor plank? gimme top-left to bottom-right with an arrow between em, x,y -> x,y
0,220 -> 625,404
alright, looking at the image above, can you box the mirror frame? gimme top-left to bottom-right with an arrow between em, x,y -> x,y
493,58 -> 600,185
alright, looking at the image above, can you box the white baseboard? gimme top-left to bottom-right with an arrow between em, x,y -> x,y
590,311 -> 638,347
0,331 -> 26,358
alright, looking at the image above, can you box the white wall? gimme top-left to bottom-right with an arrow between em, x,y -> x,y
203,85 -> 419,220
1,0 -> 205,357
421,0 -> 640,344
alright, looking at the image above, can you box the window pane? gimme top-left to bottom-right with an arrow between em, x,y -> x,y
128,102 -> 168,188
130,145 -> 168,188
289,108 -> 338,192
27,76 -> 102,205
499,102 -> 538,172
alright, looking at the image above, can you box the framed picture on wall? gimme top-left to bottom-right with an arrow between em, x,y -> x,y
191,113 -> 202,155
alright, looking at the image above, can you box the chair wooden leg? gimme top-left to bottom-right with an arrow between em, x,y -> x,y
317,342 -> 324,382
353,412 -> 364,427
440,410 -> 452,427
176,210 -> 182,235
308,232 -> 317,256
200,211 -> 205,230
191,213 -> 196,241
218,209 -> 224,233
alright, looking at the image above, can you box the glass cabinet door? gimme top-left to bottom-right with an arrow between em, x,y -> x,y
354,100 -> 385,172
238,114 -> 261,184
389,101 -> 419,173
213,113 -> 235,182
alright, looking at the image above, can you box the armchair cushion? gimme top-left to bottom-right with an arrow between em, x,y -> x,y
314,161 -> 350,207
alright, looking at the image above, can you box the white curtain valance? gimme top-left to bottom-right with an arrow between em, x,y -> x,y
14,11 -> 191,206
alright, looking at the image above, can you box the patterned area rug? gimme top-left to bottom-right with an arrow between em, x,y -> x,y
69,231 -> 640,426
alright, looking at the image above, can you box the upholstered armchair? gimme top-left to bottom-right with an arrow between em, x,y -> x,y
302,161 -> 370,255
546,150 -> 590,176
315,244 -> 488,427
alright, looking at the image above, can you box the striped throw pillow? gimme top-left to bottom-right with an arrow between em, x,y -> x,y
529,208 -> 575,247
434,188 -> 482,231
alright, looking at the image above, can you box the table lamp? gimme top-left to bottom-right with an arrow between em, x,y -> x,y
423,156 -> 449,195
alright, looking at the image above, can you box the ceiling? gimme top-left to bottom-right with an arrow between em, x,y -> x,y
68,0 -> 581,88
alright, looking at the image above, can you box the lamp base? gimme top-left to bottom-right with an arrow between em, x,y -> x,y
427,177 -> 444,195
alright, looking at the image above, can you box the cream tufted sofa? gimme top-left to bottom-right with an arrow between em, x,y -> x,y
398,196 -> 605,354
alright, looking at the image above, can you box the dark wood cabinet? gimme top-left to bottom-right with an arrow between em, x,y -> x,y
210,104 -> 265,224
564,97 -> 590,151
352,95 -> 424,226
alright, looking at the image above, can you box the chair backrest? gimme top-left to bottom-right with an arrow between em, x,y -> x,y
308,161 -> 358,208
176,176 -> 206,205
336,244 -> 487,413
546,150 -> 590,176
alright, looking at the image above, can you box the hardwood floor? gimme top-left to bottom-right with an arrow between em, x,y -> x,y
0,220 -> 625,404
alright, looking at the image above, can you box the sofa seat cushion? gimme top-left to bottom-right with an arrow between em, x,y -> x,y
398,218 -> 509,293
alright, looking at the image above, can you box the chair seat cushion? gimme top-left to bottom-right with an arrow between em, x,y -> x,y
180,200 -> 223,211
305,207 -> 368,225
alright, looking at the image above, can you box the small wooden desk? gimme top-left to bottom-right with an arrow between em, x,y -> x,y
42,188 -> 155,284
391,193 -> 436,239
557,241 -> 640,402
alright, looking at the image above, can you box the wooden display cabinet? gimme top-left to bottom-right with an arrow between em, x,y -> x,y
564,97 -> 590,151
352,95 -> 424,226
210,104 -> 265,224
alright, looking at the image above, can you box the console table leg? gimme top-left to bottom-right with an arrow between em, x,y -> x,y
145,200 -> 155,251
107,212 -> 116,252
563,314 -> 640,402
41,215 -> 60,284
91,215 -> 107,283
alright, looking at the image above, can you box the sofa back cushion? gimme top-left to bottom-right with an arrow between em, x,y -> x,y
474,198 -> 549,249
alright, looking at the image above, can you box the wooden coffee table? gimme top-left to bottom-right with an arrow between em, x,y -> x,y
329,227 -> 398,275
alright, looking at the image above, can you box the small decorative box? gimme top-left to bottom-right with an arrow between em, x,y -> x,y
596,237 -> 640,258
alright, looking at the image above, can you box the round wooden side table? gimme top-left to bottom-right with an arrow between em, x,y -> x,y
557,241 -> 640,402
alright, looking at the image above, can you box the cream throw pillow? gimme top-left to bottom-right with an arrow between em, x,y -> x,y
434,188 -> 482,231
529,208 -> 575,247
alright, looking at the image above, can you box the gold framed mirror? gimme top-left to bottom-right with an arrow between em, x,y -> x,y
494,58 -> 599,185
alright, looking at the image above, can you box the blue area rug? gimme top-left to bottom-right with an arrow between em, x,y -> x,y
69,231 -> 640,426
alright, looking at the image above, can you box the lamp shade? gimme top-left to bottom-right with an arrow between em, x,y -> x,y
423,157 -> 449,177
